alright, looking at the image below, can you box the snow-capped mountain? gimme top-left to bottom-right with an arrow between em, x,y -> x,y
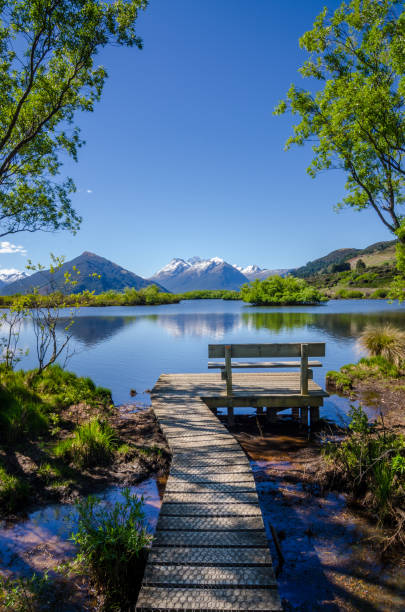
149,257 -> 248,292
0,269 -> 28,288
235,265 -> 290,281
2,253 -> 167,296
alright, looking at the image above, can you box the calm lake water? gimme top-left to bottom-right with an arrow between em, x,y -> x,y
14,298 -> 405,422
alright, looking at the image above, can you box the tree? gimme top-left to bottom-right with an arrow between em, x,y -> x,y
0,0 -> 147,238
356,258 -> 366,271
240,275 -> 326,305
328,262 -> 351,273
275,0 -> 404,238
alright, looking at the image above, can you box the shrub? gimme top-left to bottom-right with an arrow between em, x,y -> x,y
359,324 -> 405,366
346,290 -> 364,298
371,288 -> 388,299
241,275 -> 326,305
0,466 -> 29,513
323,407 -> 405,543
54,418 -> 118,468
71,488 -> 151,608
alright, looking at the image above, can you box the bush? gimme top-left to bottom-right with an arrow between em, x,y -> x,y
371,288 -> 388,298
54,418 -> 118,468
71,488 -> 151,608
359,324 -> 405,366
241,275 -> 326,305
0,465 -> 29,513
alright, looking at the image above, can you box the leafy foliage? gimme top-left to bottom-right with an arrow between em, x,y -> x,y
0,1 -> 147,238
240,275 -> 326,305
275,0 -> 404,235
71,488 -> 151,608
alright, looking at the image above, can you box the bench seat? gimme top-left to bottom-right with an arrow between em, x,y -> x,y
208,360 -> 322,369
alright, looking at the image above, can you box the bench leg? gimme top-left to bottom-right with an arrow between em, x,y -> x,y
227,406 -> 234,427
310,406 -> 320,426
292,407 -> 300,421
300,406 -> 309,427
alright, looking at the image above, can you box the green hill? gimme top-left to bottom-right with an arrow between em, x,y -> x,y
293,240 -> 396,278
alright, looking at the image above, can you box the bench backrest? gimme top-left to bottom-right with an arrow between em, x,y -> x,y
208,343 -> 325,397
208,343 -> 325,358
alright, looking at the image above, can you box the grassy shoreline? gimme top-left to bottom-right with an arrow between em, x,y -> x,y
0,365 -> 170,517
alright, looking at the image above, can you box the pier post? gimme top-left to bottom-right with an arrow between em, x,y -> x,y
267,407 -> 277,423
310,406 -> 320,426
300,406 -> 309,427
227,405 -> 234,426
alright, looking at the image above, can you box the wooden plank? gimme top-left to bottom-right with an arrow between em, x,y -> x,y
208,360 -> 322,368
208,342 -> 325,358
205,395 -> 325,408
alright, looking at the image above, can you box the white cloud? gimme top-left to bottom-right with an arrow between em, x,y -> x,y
86,189 -> 93,194
0,241 -> 27,255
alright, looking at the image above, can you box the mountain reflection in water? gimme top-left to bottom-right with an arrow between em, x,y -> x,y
17,299 -> 405,409
58,308 -> 405,345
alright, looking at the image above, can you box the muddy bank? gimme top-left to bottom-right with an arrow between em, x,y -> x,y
223,415 -> 405,611
327,377 -> 405,432
0,405 -> 171,518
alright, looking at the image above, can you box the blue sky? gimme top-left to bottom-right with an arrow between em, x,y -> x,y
0,0 -> 394,278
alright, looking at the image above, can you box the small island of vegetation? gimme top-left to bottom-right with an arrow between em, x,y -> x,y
240,275 -> 326,306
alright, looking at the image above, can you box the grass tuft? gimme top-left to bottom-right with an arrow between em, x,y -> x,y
54,418 -> 118,468
71,488 -> 151,608
359,324 -> 405,367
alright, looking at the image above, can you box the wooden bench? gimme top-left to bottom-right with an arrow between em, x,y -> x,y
207,343 -> 327,425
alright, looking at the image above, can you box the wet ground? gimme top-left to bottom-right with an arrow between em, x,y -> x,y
1,409 -> 404,610
230,415 -> 405,612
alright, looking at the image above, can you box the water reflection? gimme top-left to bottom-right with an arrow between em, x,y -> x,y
15,300 -> 405,407
58,316 -> 139,347
58,308 -> 405,346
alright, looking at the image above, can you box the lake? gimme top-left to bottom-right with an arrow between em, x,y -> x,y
14,298 -> 405,423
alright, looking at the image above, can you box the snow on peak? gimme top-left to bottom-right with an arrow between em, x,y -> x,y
155,258 -> 190,275
0,268 -> 27,283
234,264 -> 262,275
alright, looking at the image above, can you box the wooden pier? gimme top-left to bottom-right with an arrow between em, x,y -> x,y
136,344 -> 328,610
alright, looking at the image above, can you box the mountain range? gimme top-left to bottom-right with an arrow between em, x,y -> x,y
1,252 -> 166,295
0,239 -> 397,295
0,269 -> 27,291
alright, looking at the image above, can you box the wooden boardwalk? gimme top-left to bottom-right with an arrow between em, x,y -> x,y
136,372 -> 327,611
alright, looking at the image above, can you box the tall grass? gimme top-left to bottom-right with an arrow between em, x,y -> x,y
71,488 -> 151,608
323,406 -> 405,547
359,324 -> 405,367
54,418 -> 118,468
0,365 -> 112,443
